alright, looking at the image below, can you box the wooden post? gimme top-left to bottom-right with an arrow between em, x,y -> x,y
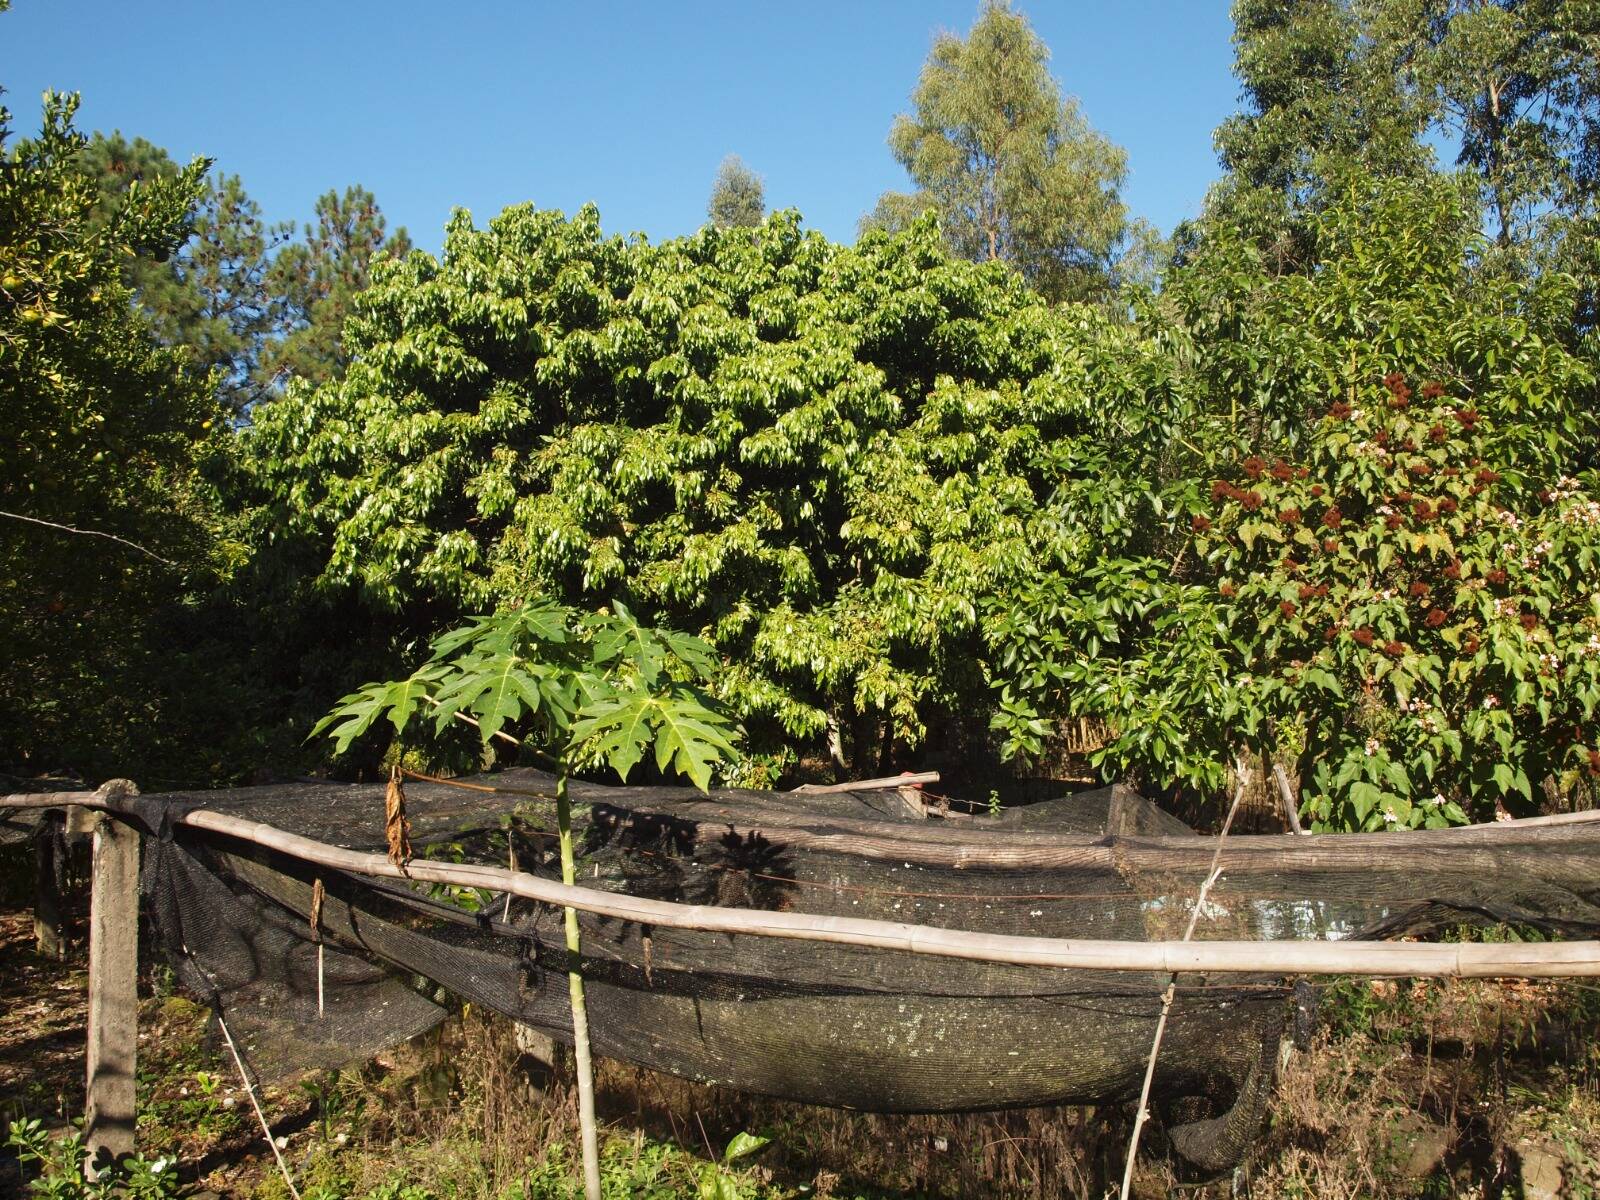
85,805 -> 140,1176
1273,763 -> 1309,836
33,811 -> 65,960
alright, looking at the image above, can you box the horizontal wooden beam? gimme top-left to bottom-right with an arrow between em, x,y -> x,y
8,785 -> 1600,979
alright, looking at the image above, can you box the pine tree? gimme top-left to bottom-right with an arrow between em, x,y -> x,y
80,133 -> 293,412
260,186 -> 411,390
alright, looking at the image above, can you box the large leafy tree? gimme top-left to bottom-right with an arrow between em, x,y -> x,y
260,185 -> 411,391
706,155 -> 766,231
1200,0 -> 1431,273
864,0 -> 1130,304
0,90 -> 222,776
1396,0 -> 1600,251
994,174 -> 1600,826
79,133 -> 294,412
241,205 -> 1173,780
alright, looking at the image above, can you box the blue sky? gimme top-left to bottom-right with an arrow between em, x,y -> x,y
3,2 -> 1241,255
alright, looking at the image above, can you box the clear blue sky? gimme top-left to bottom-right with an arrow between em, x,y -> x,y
2,1 -> 1241,255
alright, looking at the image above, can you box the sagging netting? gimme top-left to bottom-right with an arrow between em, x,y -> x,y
17,771 -> 1600,1172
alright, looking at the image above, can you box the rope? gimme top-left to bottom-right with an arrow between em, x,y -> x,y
1120,770 -> 1247,1200
214,1007 -> 301,1199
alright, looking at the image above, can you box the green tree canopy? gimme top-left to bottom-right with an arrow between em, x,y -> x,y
240,205 -> 1173,780
706,155 -> 766,231
260,185 -> 411,391
0,91 -> 222,775
79,132 -> 294,412
865,0 -> 1130,304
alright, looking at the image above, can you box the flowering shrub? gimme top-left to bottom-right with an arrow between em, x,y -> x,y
1199,373 -> 1600,829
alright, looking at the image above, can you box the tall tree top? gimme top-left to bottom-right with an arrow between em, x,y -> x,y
867,0 -> 1129,304
707,155 -> 766,230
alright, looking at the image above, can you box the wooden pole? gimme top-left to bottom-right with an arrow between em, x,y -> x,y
790,771 -> 940,794
556,771 -> 602,1200
10,790 -> 1600,980
169,807 -> 1600,979
33,811 -> 65,960
1272,763 -> 1308,836
84,790 -> 140,1177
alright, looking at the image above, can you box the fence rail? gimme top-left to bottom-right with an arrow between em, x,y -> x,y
7,784 -> 1600,979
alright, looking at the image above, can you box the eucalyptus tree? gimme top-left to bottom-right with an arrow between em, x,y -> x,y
865,0 -> 1130,303
707,155 -> 766,230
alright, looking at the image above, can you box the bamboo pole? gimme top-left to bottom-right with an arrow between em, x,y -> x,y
1120,778 -> 1246,1200
10,788 -> 1600,979
790,772 -> 940,794
556,772 -> 602,1200
154,806 -> 1600,978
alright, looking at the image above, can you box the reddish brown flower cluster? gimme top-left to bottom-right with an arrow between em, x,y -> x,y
1409,581 -> 1430,598
1386,514 -> 1405,530
1242,456 -> 1267,480
1443,466 -> 1462,478
1191,514 -> 1211,532
1280,506 -> 1302,524
1322,538 -> 1339,553
1219,581 -> 1237,598
1322,506 -> 1343,529
1329,400 -> 1353,420
1280,601 -> 1298,618
1587,749 -> 1600,776
1324,625 -> 1340,641
1410,461 -> 1432,477
1539,489 -> 1554,504
1376,430 -> 1391,448
1438,496 -> 1457,514
1402,437 -> 1419,453
1520,613 -> 1538,632
1465,634 -> 1481,653
1282,555 -> 1303,572
1425,609 -> 1448,628
1383,640 -> 1407,658
1383,371 -> 1412,407
1413,500 -> 1435,522
1421,381 -> 1445,400
1352,627 -> 1376,647
1428,423 -> 1447,443
1239,490 -> 1265,512
1298,583 -> 1329,601
1211,479 -> 1233,503
1271,460 -> 1294,481
1454,408 -> 1479,428
1475,468 -> 1501,484
1310,484 -> 1325,498
1487,568 -> 1509,584
1443,559 -> 1462,579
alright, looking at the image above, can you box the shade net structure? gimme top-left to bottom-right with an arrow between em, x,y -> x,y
12,770 -> 1600,1172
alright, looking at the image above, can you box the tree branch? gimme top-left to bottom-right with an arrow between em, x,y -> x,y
0,508 -> 175,566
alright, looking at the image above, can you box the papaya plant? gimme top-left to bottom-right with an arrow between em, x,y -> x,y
314,598 -> 740,1200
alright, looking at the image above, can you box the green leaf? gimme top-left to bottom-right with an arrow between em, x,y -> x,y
652,696 -> 739,791
722,1132 -> 770,1163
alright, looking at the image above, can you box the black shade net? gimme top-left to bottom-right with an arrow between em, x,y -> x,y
10,771 -> 1599,1172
